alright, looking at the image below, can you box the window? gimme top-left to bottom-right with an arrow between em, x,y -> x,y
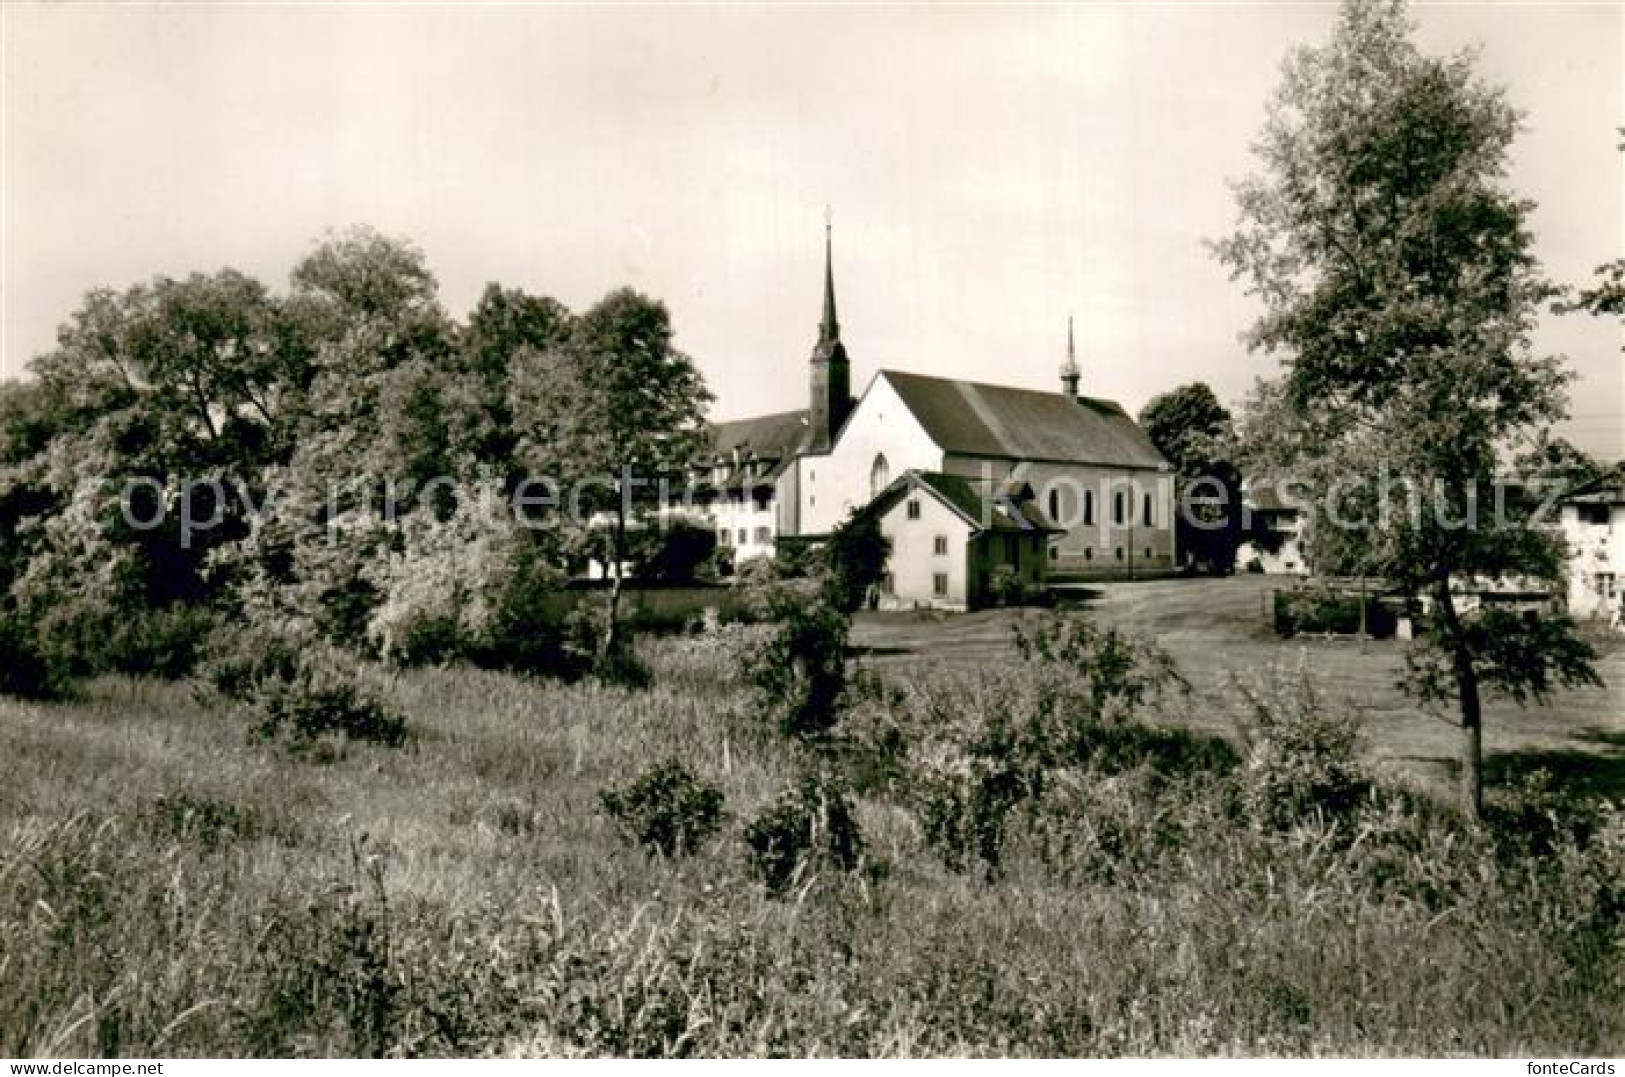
1084,547 -> 1093,561
1113,491 -> 1125,526
881,572 -> 895,594
1599,573 -> 1618,599
1143,492 -> 1154,527
1579,504 -> 1610,525
755,526 -> 772,544
933,535 -> 948,556
737,528 -> 747,545
1115,547 -> 1124,561
1083,490 -> 1095,525
870,454 -> 890,498
933,572 -> 949,597
1048,488 -> 1061,521
754,491 -> 771,511
1048,545 -> 1058,561
717,528 -> 730,547
1144,547 -> 1152,560
907,499 -> 921,520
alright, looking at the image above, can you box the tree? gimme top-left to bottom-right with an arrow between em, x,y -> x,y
822,510 -> 892,614
461,284 -> 574,469
512,288 -> 712,672
1138,383 -> 1241,573
1215,0 -> 1600,818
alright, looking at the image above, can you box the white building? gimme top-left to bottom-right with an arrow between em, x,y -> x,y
854,470 -> 1058,610
694,226 -> 1176,602
1558,469 -> 1625,626
1236,479 -> 1309,575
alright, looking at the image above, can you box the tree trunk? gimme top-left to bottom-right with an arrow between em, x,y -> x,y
603,502 -> 625,667
1433,578 -> 1484,820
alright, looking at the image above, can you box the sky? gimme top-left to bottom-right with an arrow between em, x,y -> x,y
3,2 -> 1621,458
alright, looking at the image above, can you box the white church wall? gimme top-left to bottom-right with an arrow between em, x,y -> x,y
795,373 -> 943,535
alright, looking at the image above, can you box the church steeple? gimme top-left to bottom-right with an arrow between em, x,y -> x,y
1060,314 -> 1081,398
808,210 -> 852,451
818,215 -> 840,348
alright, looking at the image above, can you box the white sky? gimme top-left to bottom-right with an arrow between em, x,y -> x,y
3,2 -> 1621,457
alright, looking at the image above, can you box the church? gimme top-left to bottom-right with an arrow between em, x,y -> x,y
700,227 -> 1176,609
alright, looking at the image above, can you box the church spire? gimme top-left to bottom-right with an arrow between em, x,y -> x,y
808,208 -> 852,452
1060,313 -> 1081,398
818,208 -> 840,346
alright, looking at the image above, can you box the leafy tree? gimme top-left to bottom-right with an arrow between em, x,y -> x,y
1215,0 -> 1601,817
822,510 -> 892,614
511,288 -> 712,672
1138,383 -> 1242,573
462,284 -> 573,468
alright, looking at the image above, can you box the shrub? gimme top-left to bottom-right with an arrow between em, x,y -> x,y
1234,665 -> 1368,830
199,620 -> 307,703
97,603 -> 218,678
744,771 -> 863,895
987,564 -> 1026,608
0,614 -> 74,700
248,659 -> 409,751
747,581 -> 850,739
1273,589 -> 1397,638
599,760 -> 725,857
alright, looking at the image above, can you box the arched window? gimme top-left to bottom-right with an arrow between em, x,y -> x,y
1048,488 -> 1061,522
1143,492 -> 1154,526
1113,491 -> 1125,526
870,454 -> 890,498
1083,490 -> 1095,525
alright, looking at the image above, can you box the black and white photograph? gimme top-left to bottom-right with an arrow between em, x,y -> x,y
0,0 -> 1621,1061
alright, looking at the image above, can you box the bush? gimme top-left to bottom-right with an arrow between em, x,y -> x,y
987,564 -> 1026,608
599,760 -> 725,857
1234,665 -> 1368,830
97,603 -> 218,678
744,771 -> 863,895
0,614 -> 74,700
1273,589 -> 1397,638
747,581 -> 850,739
252,664 -> 409,751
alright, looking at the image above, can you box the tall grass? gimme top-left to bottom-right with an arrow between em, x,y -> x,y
0,629 -> 1619,1056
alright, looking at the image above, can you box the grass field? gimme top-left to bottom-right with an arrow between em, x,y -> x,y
851,576 -> 1625,800
1,578 -> 1621,1056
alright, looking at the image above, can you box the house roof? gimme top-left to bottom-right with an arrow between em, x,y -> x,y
1559,466 -> 1625,506
863,469 -> 1061,534
703,408 -> 809,487
880,370 -> 1169,470
1244,480 -> 1305,514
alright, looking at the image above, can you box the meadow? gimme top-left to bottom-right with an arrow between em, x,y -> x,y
1,576 -> 1621,1057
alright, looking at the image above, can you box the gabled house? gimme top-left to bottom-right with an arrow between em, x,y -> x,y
854,470 -> 1059,610
1558,467 -> 1625,625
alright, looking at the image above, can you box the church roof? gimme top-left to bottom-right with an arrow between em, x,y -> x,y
881,370 -> 1168,470
864,470 -> 1061,534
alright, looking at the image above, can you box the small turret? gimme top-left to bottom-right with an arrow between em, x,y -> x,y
1060,314 -> 1081,398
